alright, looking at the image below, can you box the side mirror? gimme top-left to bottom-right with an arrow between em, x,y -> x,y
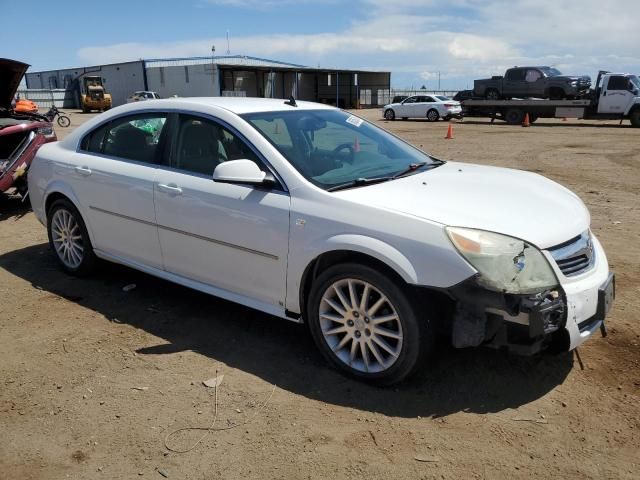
212,159 -> 273,186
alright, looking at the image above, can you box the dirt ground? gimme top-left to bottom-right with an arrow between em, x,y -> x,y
1,108 -> 638,480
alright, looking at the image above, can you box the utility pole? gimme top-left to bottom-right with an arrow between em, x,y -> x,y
226,30 -> 230,55
438,71 -> 441,91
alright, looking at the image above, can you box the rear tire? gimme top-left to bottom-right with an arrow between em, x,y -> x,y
47,199 -> 96,276
307,263 -> 433,385
629,109 -> 640,128
384,109 -> 396,120
485,89 -> 500,100
504,108 -> 525,125
426,109 -> 440,122
549,88 -> 566,100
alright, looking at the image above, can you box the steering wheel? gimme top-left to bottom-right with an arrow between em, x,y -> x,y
332,143 -> 355,164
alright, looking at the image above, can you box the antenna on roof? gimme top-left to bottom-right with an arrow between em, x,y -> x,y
284,96 -> 297,107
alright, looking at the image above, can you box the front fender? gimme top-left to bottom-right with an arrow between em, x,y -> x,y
285,233 -> 419,314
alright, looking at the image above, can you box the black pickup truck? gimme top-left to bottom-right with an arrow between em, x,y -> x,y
474,66 -> 591,100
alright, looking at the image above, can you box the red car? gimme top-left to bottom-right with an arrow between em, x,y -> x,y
0,58 -> 57,197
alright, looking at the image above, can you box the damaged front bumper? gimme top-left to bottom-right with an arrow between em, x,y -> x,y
446,236 -> 614,355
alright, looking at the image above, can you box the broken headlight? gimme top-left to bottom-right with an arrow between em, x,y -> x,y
446,227 -> 558,294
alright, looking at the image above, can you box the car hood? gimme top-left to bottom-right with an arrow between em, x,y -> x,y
0,59 -> 29,110
335,161 -> 590,249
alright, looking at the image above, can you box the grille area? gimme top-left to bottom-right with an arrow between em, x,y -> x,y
548,231 -> 595,277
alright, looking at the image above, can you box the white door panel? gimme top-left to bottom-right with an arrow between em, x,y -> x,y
67,152 -> 163,268
154,170 -> 290,307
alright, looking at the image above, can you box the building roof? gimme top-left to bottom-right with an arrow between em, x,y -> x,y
144,55 -> 307,69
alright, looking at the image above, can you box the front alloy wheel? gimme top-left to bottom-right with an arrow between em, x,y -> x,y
319,278 -> 403,373
308,263 -> 431,385
384,109 -> 396,120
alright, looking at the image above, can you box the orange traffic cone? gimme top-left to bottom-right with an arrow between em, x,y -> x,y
445,123 -> 454,139
523,113 -> 530,127
354,136 -> 361,152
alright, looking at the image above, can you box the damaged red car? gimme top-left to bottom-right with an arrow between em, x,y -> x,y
0,58 -> 57,198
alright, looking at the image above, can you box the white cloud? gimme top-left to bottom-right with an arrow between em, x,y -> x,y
77,0 -> 640,88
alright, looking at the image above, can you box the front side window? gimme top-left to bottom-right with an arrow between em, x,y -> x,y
607,76 -> 630,90
172,115 -> 261,176
525,69 -> 542,82
243,110 -> 440,190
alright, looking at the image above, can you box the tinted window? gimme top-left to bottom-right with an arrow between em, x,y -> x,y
403,97 -> 418,104
102,114 -> 167,163
506,69 -> 525,81
173,115 -> 261,176
607,76 -> 630,90
80,123 -> 109,153
525,69 -> 542,82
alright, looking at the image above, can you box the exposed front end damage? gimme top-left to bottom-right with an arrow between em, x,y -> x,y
448,277 -> 568,355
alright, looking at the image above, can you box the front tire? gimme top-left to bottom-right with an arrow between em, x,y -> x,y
485,89 -> 500,100
47,199 -> 96,276
384,109 -> 396,120
307,263 -> 431,385
629,108 -> 640,128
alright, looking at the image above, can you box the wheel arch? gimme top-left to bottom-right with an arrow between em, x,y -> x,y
43,185 -> 96,245
296,235 -> 420,319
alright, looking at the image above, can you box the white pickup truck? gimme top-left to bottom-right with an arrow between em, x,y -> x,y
462,71 -> 640,126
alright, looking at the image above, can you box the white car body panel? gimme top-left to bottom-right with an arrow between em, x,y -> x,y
27,97 -> 612,354
384,95 -> 462,120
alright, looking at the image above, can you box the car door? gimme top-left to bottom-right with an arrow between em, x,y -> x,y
72,112 -> 168,268
413,96 -> 430,117
504,68 -> 526,97
153,113 -> 291,309
598,75 -> 635,114
525,68 -> 545,98
396,96 -> 417,117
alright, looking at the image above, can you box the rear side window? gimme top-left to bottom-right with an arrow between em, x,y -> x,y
80,123 -> 109,153
506,69 -> 525,81
80,113 -> 167,163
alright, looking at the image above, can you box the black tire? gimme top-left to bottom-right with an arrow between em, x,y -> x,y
384,109 -> 396,121
306,263 -> 432,385
629,108 -> 640,128
528,114 -> 538,124
401,117 -> 408,120
485,89 -> 500,100
426,109 -> 440,122
47,199 -> 96,276
82,106 -> 90,113
504,108 -> 525,125
57,115 -> 70,128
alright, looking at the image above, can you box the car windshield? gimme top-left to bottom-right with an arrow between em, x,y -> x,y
435,96 -> 450,101
242,109 -> 439,190
629,75 -> 640,89
541,67 -> 563,77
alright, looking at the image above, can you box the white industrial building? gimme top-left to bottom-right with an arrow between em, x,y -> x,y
25,56 -> 391,109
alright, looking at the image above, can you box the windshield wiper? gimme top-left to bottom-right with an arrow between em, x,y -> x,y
392,160 -> 444,179
326,176 -> 392,192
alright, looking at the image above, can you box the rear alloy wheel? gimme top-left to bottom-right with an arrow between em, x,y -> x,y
486,89 -> 500,100
307,263 -> 431,385
384,109 -> 396,120
427,109 -> 440,122
47,199 -> 96,276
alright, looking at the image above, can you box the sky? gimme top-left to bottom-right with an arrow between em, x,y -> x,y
1,0 -> 638,89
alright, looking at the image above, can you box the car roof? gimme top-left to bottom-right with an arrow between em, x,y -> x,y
124,97 -> 337,114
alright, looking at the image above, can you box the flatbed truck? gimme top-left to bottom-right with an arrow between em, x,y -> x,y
462,71 -> 640,127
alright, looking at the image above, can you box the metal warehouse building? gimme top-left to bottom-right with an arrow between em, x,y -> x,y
25,55 -> 391,109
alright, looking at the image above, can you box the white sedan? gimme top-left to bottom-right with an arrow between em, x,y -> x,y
28,97 -> 614,384
383,95 -> 462,121
126,91 -> 161,103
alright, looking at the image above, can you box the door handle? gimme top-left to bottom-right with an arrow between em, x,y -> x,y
74,166 -> 92,176
157,183 -> 183,195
